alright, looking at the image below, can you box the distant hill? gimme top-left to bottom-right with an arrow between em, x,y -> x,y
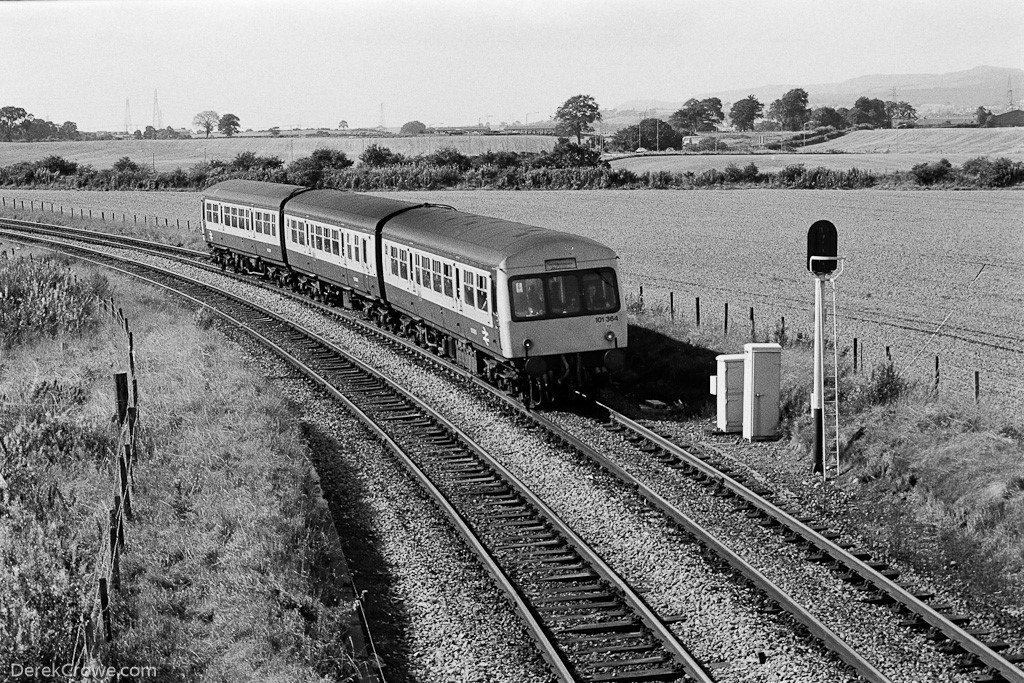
612,65 -> 1024,120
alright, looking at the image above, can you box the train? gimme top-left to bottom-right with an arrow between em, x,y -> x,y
201,179 -> 627,405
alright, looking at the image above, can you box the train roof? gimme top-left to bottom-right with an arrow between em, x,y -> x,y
384,206 -> 617,273
202,180 -> 307,209
284,190 -> 422,233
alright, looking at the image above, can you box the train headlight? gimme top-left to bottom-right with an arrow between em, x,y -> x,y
523,339 -> 534,351
604,330 -> 616,343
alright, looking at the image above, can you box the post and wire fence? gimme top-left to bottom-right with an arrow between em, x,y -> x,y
629,283 -> 990,404
1,196 -> 199,232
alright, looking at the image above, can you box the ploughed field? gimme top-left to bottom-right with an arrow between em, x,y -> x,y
3,188 -> 1022,406
0,134 -> 557,172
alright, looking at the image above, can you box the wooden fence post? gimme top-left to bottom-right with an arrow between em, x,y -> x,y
99,578 -> 112,642
114,373 -> 129,425
934,355 -> 940,395
695,297 -> 700,327
975,371 -> 980,403
724,302 -> 729,335
853,338 -> 858,373
669,292 -> 674,321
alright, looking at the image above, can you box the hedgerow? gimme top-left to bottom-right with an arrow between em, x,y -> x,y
1,148 -> 1022,191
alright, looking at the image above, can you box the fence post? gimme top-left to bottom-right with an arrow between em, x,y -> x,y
749,306 -> 754,338
119,453 -> 132,522
853,338 -> 858,373
934,355 -> 940,396
975,371 -> 980,404
886,346 -> 891,361
669,292 -> 674,320
724,302 -> 729,335
695,297 -> 700,327
114,373 -> 130,425
99,578 -> 112,642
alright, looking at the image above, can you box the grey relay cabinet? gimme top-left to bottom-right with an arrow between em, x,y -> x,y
709,343 -> 782,441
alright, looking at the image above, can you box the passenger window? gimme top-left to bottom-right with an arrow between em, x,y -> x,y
362,239 -> 368,263
347,235 -> 353,260
512,278 -> 545,318
443,264 -> 453,298
432,259 -> 443,293
464,282 -> 475,307
400,250 -> 409,280
476,275 -> 488,311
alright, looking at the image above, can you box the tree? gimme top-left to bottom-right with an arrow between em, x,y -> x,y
143,125 -> 157,140
359,144 -> 408,167
399,120 -> 426,136
113,157 -> 141,173
885,100 -> 918,126
193,110 -> 219,138
767,88 -> 810,131
809,106 -> 846,130
846,97 -> 888,127
338,120 -> 348,130
57,121 -> 79,140
554,94 -> 602,144
288,147 -> 354,186
0,106 -> 29,141
218,113 -> 240,137
976,106 -> 993,127
269,126 -> 281,137
669,98 -> 725,134
729,95 -> 763,131
611,119 -> 681,151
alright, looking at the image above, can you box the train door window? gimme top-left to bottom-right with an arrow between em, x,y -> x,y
253,211 -> 261,234
316,225 -> 324,251
346,234 -> 353,260
442,263 -> 453,298
413,254 -> 421,285
432,259 -> 443,293
476,275 -> 488,311
545,274 -> 581,315
298,222 -> 306,246
271,217 -> 277,237
580,270 -> 619,313
463,270 -> 475,307
244,209 -> 251,231
331,230 -> 340,256
511,278 -> 546,319
399,249 -> 409,280
389,246 -> 399,276
362,238 -> 368,264
354,237 -> 360,262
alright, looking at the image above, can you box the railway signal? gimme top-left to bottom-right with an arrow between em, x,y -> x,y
807,220 -> 844,477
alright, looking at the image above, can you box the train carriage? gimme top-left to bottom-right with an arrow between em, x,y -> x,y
281,191 -> 418,304
202,180 -> 306,280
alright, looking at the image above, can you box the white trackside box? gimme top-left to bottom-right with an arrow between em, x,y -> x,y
742,343 -> 782,441
710,353 -> 745,433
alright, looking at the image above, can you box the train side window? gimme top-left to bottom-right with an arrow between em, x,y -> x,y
432,259 -> 443,293
442,263 -> 453,298
271,217 -> 277,237
390,246 -> 399,276
346,234 -> 353,260
331,230 -> 339,256
315,225 -> 323,251
476,274 -> 488,311
413,254 -> 421,285
463,272 -> 475,307
399,249 -> 409,280
245,209 -> 251,231
298,222 -> 306,246
354,238 -> 360,262
511,278 -> 545,319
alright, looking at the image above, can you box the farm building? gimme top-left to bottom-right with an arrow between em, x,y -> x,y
989,110 -> 1024,127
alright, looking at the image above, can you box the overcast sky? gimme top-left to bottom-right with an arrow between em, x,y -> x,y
2,0 -> 1022,132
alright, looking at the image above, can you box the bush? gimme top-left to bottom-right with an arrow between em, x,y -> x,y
911,158 -> 952,186
958,156 -> 1024,188
421,146 -> 472,172
359,144 -> 409,167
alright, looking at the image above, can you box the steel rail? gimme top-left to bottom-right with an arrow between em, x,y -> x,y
597,404 -> 1024,683
5,228 -> 708,683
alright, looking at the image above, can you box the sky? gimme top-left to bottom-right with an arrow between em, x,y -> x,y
1,0 -> 1022,132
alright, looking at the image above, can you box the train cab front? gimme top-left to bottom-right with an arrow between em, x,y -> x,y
499,262 -> 628,405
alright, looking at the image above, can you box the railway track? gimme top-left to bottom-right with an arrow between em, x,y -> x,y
5,219 -> 1023,682
2,226 -> 709,683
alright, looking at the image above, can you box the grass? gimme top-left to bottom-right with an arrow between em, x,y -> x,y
0,253 -> 368,680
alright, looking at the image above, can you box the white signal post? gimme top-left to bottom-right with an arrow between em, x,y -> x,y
806,220 -> 843,477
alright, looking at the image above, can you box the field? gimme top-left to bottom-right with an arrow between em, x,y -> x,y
2,187 -> 1022,406
0,134 -> 557,172
611,127 -> 1024,174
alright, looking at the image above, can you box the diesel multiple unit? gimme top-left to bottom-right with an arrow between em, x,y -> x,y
202,179 -> 627,404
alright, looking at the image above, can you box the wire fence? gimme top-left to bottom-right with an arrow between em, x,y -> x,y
68,298 -> 141,671
1,195 -> 198,231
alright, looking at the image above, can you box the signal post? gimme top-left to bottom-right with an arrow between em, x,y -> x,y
806,220 -> 841,476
